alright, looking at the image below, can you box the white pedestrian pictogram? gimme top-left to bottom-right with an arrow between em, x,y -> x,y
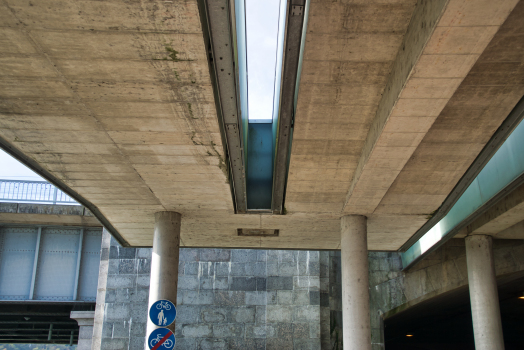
157,309 -> 165,326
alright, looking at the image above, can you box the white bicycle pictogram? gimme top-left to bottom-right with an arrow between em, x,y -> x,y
156,301 -> 172,310
150,334 -> 174,349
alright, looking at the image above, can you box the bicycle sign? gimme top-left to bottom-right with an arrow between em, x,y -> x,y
150,299 -> 176,327
148,328 -> 175,350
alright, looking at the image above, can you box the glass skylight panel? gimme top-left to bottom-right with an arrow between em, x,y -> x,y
245,0 -> 286,120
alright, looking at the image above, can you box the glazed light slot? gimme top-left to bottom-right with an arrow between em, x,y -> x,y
234,0 -> 307,212
244,0 -> 286,121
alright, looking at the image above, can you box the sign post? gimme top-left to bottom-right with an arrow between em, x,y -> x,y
148,300 -> 176,349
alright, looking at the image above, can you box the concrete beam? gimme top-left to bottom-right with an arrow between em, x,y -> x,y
460,181 -> 524,238
343,0 -> 519,215
0,203 -> 102,226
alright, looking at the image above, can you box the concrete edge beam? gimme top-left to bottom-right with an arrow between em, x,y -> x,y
342,0 -> 519,215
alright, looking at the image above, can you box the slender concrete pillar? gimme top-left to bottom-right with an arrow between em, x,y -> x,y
341,215 -> 371,350
146,211 -> 181,339
465,235 -> 505,350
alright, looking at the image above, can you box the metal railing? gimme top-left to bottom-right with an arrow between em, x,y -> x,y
0,180 -> 77,204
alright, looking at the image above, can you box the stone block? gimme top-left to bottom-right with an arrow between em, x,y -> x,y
245,262 -> 267,277
267,338 -> 292,350
180,248 -> 199,262
179,275 -> 200,290
128,336 -> 146,350
106,275 -> 136,289
130,321 -> 146,338
200,276 -> 228,290
257,278 -> 267,291
293,291 -> 309,305
213,323 -> 244,338
100,338 -> 128,350
181,290 -> 214,305
232,249 -> 258,263
267,276 -> 293,290
182,324 -> 212,338
110,321 -> 130,339
294,306 -> 320,322
129,301 -> 148,321
229,338 -> 266,350
309,291 -> 320,305
172,337 -> 196,350
278,290 -> 293,305
231,277 -> 257,291
267,291 -> 278,305
257,250 -> 267,262
320,292 -> 329,307
216,262 -> 231,277
115,287 -> 148,303
136,275 -> 150,288
231,306 -> 255,323
118,259 -> 136,274
294,276 -> 320,291
280,250 -> 295,262
246,324 -> 275,338
215,291 -> 246,306
201,306 -> 229,323
200,249 -> 230,262
310,322 -> 321,339
105,289 -> 116,303
102,323 -> 113,339
179,261 -> 185,275
199,261 -> 216,277
308,261 -> 320,275
137,248 -> 152,259
137,259 -> 151,274
320,277 -> 329,292
267,305 -> 293,323
198,338 -> 228,350
108,259 -> 119,274
176,305 -> 201,324
246,291 -> 267,306
0,203 -> 18,213
267,261 -> 279,276
275,323 -> 293,340
279,261 -> 298,276
293,323 -> 309,339
118,247 -> 136,259
255,306 -> 266,324
230,262 -> 246,276
293,338 -> 321,350
185,262 -> 200,275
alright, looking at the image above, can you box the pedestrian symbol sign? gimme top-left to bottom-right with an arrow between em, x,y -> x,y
148,328 -> 175,350
149,299 -> 176,327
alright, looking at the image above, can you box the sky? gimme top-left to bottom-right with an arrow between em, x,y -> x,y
0,149 -> 45,181
245,0 -> 284,120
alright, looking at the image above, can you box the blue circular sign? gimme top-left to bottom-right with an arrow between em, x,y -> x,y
148,328 -> 175,350
149,300 -> 176,327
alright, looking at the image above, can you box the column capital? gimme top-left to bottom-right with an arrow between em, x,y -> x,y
70,311 -> 95,327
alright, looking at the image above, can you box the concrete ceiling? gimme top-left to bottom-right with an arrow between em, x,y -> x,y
0,0 -> 522,249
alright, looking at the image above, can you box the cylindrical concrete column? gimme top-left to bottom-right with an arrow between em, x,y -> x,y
465,235 -> 505,350
341,215 -> 371,350
146,211 -> 181,338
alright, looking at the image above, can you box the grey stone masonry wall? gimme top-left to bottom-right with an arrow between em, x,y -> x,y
100,236 -> 324,350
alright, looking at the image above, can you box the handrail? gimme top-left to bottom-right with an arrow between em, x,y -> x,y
0,180 -> 77,204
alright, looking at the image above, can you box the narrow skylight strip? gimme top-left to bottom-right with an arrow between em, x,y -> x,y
245,0 -> 286,120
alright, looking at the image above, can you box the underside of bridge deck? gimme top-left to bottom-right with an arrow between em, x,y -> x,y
0,0 -> 523,250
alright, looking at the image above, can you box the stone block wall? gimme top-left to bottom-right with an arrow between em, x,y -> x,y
99,234 -> 331,350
